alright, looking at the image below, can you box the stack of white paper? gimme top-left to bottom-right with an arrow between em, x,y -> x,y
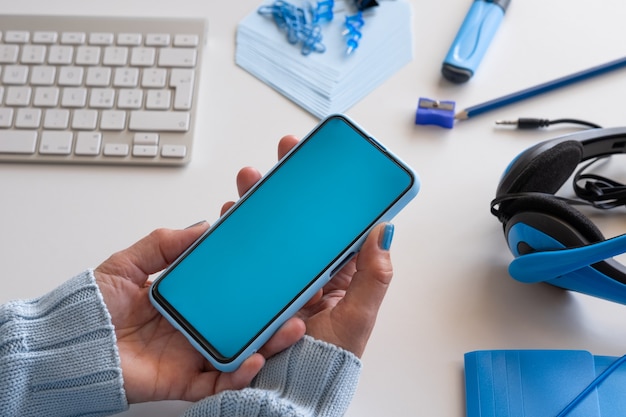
236,1 -> 413,119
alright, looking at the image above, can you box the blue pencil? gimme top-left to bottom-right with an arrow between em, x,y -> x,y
455,55 -> 626,120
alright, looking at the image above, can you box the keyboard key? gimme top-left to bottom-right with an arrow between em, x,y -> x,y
158,48 -> 197,67
21,45 -> 47,64
100,110 -> 127,130
2,65 -> 29,85
0,108 -> 14,127
61,87 -> 88,107
89,88 -> 115,108
48,45 -> 74,65
33,87 -> 60,107
133,144 -> 158,157
30,66 -> 56,85
58,66 -> 84,86
161,144 -> 187,158
85,67 -> 111,86
129,110 -> 190,132
75,46 -> 101,65
117,33 -> 142,46
130,47 -> 156,66
15,108 -> 42,128
75,131 -> 102,155
39,131 -> 73,154
134,133 -> 159,145
0,45 -> 19,63
170,68 -> 195,110
117,89 -> 143,109
103,46 -> 128,66
113,68 -> 139,87
61,32 -> 86,45
33,31 -> 58,44
142,68 -> 167,88
43,109 -> 70,129
174,34 -> 199,47
145,90 -> 171,110
89,33 -> 114,45
5,31 -> 30,44
5,86 -> 32,106
0,130 -> 37,154
145,34 -> 170,46
72,109 -> 98,130
104,143 -> 129,156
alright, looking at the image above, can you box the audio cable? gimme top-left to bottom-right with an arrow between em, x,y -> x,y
495,118 -> 602,130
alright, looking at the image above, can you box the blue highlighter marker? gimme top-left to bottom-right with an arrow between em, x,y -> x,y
442,0 -> 511,83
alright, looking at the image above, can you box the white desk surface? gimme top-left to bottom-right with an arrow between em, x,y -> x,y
3,1 -> 626,416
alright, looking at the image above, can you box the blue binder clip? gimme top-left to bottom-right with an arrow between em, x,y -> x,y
415,97 -> 456,129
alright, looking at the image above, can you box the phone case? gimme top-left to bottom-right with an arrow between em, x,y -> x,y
149,114 -> 420,371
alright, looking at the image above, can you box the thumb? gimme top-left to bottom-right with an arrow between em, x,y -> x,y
98,221 -> 209,286
342,223 -> 395,322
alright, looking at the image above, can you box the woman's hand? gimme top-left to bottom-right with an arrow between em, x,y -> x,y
95,224 -> 305,403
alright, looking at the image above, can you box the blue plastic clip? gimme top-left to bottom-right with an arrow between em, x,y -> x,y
310,0 -> 335,23
258,1 -> 292,33
284,6 -> 308,44
258,0 -> 327,56
301,24 -> 326,55
415,97 -> 456,129
343,12 -> 364,55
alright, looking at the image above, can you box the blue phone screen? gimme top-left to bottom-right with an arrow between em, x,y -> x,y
155,117 -> 413,359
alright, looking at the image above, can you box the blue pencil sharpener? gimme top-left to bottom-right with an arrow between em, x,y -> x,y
415,97 -> 455,129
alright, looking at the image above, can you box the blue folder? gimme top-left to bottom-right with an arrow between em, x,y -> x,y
464,350 -> 626,417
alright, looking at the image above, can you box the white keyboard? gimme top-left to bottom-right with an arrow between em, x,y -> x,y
0,15 -> 206,166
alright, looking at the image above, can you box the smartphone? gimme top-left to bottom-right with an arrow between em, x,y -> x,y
150,114 -> 419,371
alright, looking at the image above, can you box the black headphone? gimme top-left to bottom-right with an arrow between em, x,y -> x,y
491,126 -> 626,304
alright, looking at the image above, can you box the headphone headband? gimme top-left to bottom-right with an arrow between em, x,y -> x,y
493,126 -> 626,305
496,126 -> 626,199
578,126 -> 626,159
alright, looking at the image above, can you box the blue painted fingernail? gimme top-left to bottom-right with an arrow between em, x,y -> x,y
380,223 -> 395,250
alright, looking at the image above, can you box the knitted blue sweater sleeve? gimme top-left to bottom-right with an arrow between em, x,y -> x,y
181,336 -> 362,417
0,270 -> 128,417
0,269 -> 362,417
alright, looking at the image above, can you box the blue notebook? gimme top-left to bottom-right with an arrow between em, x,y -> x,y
464,350 -> 626,417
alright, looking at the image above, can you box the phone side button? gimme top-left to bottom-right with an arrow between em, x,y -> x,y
330,252 -> 356,277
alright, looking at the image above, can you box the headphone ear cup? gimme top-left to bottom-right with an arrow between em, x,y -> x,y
497,140 -> 583,198
503,194 -> 604,256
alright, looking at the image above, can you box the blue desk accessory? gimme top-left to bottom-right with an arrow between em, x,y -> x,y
237,1 -> 413,119
464,350 -> 626,417
416,54 -> 626,128
257,1 -> 327,55
257,1 -> 384,57
343,11 -> 365,55
442,0 -> 511,84
415,97 -> 455,129
455,54 -> 626,120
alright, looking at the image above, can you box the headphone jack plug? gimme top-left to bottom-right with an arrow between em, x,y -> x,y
496,118 -> 602,130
